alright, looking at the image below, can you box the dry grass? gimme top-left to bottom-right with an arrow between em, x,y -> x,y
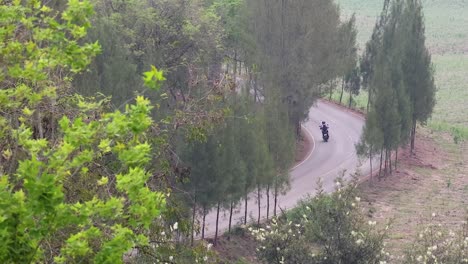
358,128 -> 468,260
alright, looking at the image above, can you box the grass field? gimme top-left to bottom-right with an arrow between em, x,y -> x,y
335,0 -> 468,141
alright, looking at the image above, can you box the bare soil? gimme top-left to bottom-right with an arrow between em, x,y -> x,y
294,128 -> 313,166
212,232 -> 261,264
358,129 -> 468,260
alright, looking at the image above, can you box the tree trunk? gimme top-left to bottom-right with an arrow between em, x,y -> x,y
266,184 -> 270,220
244,192 -> 248,225
248,68 -> 253,97
228,200 -> 234,240
348,92 -> 353,108
233,50 -> 238,76
274,180 -> 278,217
239,60 -> 242,76
35,111 -> 44,139
214,202 -> 220,246
191,198 -> 196,246
385,150 -> 390,175
253,73 -> 258,102
410,119 -> 416,154
296,121 -> 301,138
389,150 -> 392,175
339,78 -> 345,104
202,205 -> 207,240
367,88 -> 371,113
379,147 -> 384,179
395,148 -> 398,170
369,145 -> 373,185
329,80 -> 333,100
257,185 -> 261,225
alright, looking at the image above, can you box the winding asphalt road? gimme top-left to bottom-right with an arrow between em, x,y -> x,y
201,100 -> 371,238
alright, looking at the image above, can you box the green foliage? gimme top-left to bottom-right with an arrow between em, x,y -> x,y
143,66 -> 166,91
1,93 -> 167,263
247,0 -> 344,133
251,178 -> 388,264
358,0 -> 436,167
73,0 -> 225,108
0,1 -> 216,263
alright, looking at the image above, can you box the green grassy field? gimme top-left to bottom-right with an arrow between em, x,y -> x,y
335,0 -> 468,141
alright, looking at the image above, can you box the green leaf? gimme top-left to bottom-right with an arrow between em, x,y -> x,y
142,65 -> 166,90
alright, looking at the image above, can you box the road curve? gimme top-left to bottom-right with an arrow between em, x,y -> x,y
201,100 -> 370,238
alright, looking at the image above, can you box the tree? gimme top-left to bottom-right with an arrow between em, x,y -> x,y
344,67 -> 361,108
247,0 -> 342,136
358,0 -> 425,176
337,15 -> 358,105
400,0 -> 436,153
0,1 -> 216,262
360,0 -> 392,113
73,0 -> 225,111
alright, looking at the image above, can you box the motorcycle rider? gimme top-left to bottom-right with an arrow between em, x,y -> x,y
320,121 -> 329,141
320,121 -> 329,134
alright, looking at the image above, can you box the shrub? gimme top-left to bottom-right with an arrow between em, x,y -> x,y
251,178 -> 389,264
404,215 -> 468,264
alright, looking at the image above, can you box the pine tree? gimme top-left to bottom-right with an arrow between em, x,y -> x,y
400,0 -> 436,153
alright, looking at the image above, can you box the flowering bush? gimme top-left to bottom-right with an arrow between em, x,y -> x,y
404,215 -> 468,264
250,178 -> 389,264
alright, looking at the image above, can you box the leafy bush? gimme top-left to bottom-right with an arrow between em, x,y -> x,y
0,1 -> 214,263
250,178 -> 389,264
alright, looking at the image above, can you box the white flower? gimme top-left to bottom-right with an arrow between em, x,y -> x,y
203,256 -> 208,261
432,212 -> 436,217
207,243 -> 213,250
356,239 -> 364,245
173,222 -> 178,230
355,197 -> 361,202
276,247 -> 280,251
169,256 -> 173,261
417,255 -> 423,262
368,221 -> 376,226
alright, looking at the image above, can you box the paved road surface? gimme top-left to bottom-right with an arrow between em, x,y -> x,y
201,100 -> 370,238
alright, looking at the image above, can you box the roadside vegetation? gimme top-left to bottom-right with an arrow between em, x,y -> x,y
0,0 -> 352,262
1,0 -> 466,263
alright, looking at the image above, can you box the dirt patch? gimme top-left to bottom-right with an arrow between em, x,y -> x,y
358,130 -> 468,260
212,232 -> 261,264
295,127 -> 313,166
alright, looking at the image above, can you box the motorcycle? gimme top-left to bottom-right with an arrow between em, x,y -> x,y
320,125 -> 329,142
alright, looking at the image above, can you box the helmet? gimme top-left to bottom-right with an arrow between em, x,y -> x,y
322,121 -> 325,125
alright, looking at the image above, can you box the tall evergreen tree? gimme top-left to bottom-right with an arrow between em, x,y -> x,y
338,14 -> 358,105
400,0 -> 436,153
